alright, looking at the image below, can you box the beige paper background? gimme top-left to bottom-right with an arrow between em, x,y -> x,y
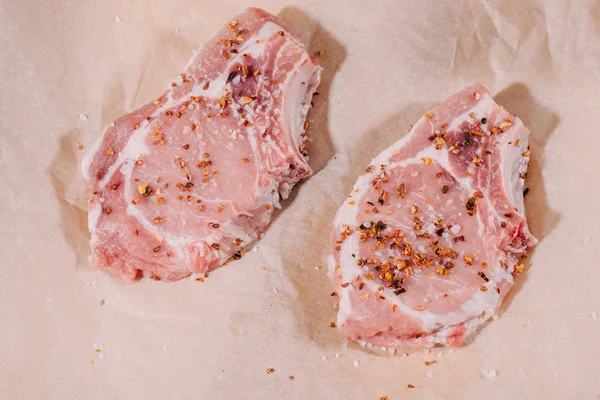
1,0 -> 599,398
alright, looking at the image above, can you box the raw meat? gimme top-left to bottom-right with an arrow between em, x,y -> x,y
328,84 -> 537,348
81,8 -> 321,282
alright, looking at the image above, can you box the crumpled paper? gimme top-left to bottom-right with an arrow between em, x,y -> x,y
1,0 -> 599,399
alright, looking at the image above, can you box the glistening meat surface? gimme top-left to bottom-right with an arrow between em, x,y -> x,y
329,84 -> 537,348
82,8 -> 321,282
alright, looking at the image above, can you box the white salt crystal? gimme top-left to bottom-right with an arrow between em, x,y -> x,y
482,369 -> 498,378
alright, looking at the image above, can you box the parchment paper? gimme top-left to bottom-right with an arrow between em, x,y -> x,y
1,0 -> 599,399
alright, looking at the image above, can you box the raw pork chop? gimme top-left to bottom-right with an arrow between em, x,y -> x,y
329,85 -> 537,348
82,8 -> 321,282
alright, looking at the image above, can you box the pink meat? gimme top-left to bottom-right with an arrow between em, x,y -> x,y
328,85 -> 537,348
82,8 -> 321,282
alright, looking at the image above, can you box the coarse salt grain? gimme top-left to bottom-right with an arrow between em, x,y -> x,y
591,312 -> 598,319
321,356 -> 327,361
425,371 -> 433,378
335,353 -> 340,358
448,348 -> 454,354
482,369 -> 498,378
353,360 -> 360,367
79,113 -> 89,121
98,353 -> 105,359
115,16 -> 121,22
387,348 -> 397,355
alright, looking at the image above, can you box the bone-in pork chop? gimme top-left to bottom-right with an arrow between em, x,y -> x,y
329,85 -> 537,347
82,8 -> 321,281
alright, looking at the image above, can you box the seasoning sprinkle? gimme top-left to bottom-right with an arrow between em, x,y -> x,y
138,183 -> 153,196
397,183 -> 407,200
514,263 -> 525,274
478,271 -> 489,282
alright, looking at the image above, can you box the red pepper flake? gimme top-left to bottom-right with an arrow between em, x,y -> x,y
424,360 -> 437,366
105,148 -> 115,156
211,243 -> 221,250
195,277 -> 205,282
266,368 -> 276,374
397,183 -> 407,200
407,124 -> 413,132
103,206 -> 112,215
153,245 -> 161,253
425,113 -> 433,120
289,375 -> 295,381
153,216 -> 163,224
466,196 -> 478,216
77,143 -> 85,150
183,144 -> 190,150
407,384 -> 415,389
514,263 -> 525,274
133,123 -> 140,130
277,31 -> 285,36
329,322 -> 336,328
